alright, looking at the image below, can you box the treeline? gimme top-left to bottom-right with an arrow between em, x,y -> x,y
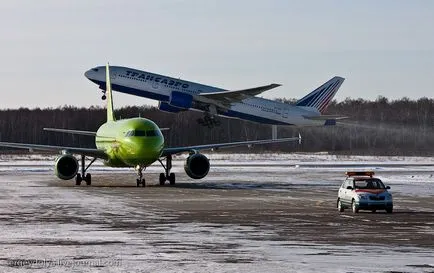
0,97 -> 433,155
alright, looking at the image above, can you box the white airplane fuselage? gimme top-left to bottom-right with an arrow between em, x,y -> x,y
85,66 -> 336,127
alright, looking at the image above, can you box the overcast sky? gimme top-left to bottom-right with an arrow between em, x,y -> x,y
1,0 -> 433,109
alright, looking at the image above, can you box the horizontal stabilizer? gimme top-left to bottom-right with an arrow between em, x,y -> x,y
44,128 -> 96,136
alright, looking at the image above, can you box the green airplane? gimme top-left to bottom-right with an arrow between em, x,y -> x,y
0,64 -> 301,187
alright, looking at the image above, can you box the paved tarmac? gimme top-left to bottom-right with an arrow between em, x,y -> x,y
0,155 -> 433,272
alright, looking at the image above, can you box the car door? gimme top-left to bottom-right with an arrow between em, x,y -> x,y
342,179 -> 352,205
339,180 -> 347,205
338,180 -> 346,200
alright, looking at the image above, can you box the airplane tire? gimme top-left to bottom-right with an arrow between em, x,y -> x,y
76,174 -> 82,186
159,173 -> 166,186
85,173 -> 92,186
169,173 -> 176,185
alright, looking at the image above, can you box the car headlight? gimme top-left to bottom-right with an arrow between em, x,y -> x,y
385,194 -> 392,200
357,195 -> 368,200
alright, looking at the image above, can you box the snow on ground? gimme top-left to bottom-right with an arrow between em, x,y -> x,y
0,154 -> 432,272
1,153 -> 433,196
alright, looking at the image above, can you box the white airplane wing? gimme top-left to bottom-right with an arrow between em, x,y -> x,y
303,115 -> 348,120
196,83 -> 281,106
161,135 -> 300,157
0,142 -> 108,159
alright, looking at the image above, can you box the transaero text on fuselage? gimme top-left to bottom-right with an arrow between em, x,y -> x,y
124,70 -> 189,89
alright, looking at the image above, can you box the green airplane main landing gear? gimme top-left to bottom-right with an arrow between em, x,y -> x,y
158,155 -> 176,186
76,155 -> 96,186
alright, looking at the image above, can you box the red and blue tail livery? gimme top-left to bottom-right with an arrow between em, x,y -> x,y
296,77 -> 345,114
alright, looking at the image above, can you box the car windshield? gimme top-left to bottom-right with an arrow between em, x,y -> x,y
354,179 -> 385,189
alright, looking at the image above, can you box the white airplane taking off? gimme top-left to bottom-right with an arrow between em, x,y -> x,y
85,66 -> 345,127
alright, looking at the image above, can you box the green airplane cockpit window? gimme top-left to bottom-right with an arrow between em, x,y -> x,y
134,130 -> 147,137
146,130 -> 158,137
125,130 -> 160,137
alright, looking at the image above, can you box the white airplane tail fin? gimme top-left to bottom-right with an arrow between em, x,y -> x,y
296,76 -> 345,114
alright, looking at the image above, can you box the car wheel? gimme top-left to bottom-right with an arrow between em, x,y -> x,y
386,207 -> 393,213
337,199 -> 344,212
351,199 -> 359,213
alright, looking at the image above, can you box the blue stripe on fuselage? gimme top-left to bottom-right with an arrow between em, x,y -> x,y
223,110 -> 291,125
92,80 -> 293,125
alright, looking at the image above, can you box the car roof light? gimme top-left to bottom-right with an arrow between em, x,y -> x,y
346,171 -> 374,177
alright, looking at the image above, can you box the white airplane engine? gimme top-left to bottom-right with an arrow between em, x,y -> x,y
169,91 -> 193,109
54,154 -> 79,180
158,102 -> 184,113
184,153 -> 210,179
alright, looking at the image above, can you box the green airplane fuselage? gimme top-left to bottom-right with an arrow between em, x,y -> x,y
95,117 -> 164,167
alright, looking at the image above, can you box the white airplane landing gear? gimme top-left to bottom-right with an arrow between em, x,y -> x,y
197,114 -> 221,128
101,90 -> 107,100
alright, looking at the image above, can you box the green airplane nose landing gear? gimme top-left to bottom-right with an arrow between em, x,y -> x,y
135,165 -> 146,187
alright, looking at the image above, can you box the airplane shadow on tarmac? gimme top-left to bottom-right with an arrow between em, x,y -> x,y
55,183 -> 293,190
158,182 -> 336,190
54,181 -> 335,191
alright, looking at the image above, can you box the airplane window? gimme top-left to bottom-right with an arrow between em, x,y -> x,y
92,68 -> 99,72
148,130 -> 162,137
134,130 -> 147,137
146,130 -> 157,137
126,130 -> 158,137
